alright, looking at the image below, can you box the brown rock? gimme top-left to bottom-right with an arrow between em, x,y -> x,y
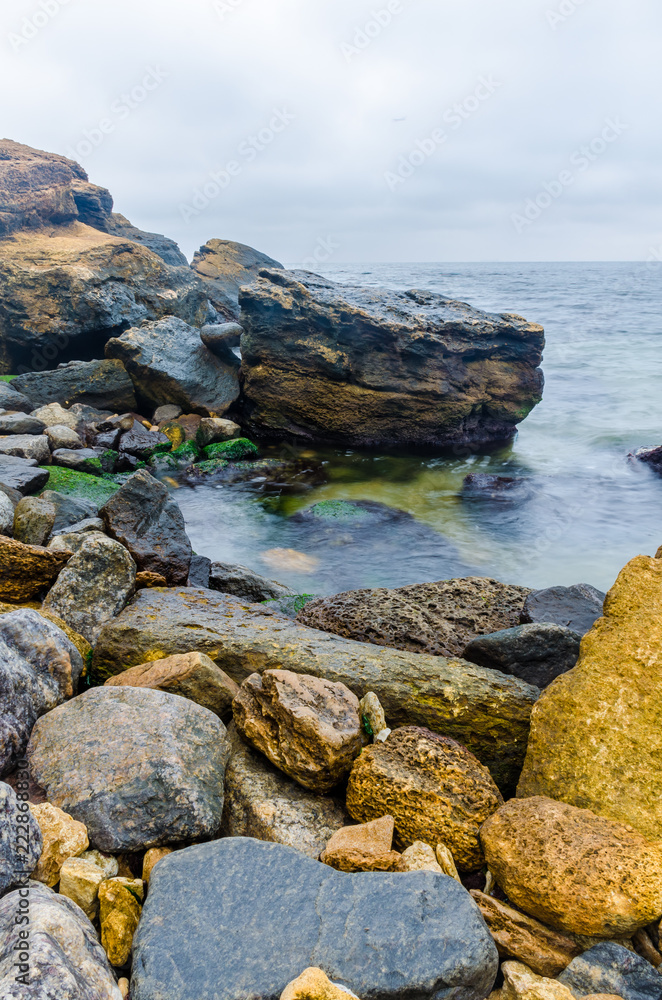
12,496 -> 56,546
396,841 -> 442,873
320,815 -> 401,872
142,847 -> 174,884
280,967 -> 357,1000
469,891 -> 581,976
105,651 -> 239,719
480,796 -> 662,937
0,535 -> 71,602
59,855 -> 105,919
346,726 -> 503,870
29,802 -> 89,886
233,669 -> 363,792
99,877 -> 144,966
135,571 -> 168,588
435,843 -> 461,881
500,960 -> 576,1000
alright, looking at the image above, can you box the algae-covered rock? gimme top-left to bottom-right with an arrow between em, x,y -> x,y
203,437 -> 259,461
40,465 -> 121,504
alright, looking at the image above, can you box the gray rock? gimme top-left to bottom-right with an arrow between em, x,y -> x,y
0,492 -> 14,535
221,724 -> 348,858
188,554 -> 211,588
0,412 -> 46,435
200,322 -> 244,364
105,316 -> 240,417
12,496 -> 56,546
557,941 -> 662,1000
0,609 -> 84,776
106,211 -> 189,267
0,454 -> 49,495
0,881 -> 122,999
117,420 -> 169,459
51,517 -> 105,538
196,416 -> 242,448
45,424 -> 83,450
52,447 -> 103,474
521,584 -> 606,636
210,561 -> 294,602
154,404 -> 182,422
0,434 -> 50,463
100,469 -> 192,585
0,781 -> 42,893
632,444 -> 662,475
41,490 -> 99,533
49,530 -> 107,556
0,381 -> 34,414
131,837 -> 499,1000
31,402 -> 80,430
43,535 -> 136,643
462,623 -> 582,688
191,238 -> 284,318
28,686 -> 231,852
12,359 -> 137,411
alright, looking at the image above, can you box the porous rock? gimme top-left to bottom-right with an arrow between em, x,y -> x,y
29,801 -> 89,886
105,651 -> 238,719
0,781 -> 42,892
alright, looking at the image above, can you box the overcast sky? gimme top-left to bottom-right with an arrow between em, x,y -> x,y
2,0 -> 661,263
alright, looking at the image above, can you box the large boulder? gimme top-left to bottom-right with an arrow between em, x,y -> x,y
91,587 -> 540,792
191,238 -> 283,319
0,534 -> 71,602
239,269 -> 545,449
105,316 -> 240,416
557,942 -> 662,1000
27,686 -> 231,851
130,837 -> 499,1000
0,609 -> 84,775
12,359 -> 136,411
0,781 -> 42,892
517,556 -> 662,839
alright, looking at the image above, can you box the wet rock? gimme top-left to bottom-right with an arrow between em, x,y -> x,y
13,359 -> 137,411
501,961 -> 576,1000
320,815 -> 401,872
462,624 -> 582,689
480,796 -> 662,937
41,489 -> 98,533
131,837 -> 499,1000
51,516 -> 104,540
105,651 -> 238,719
0,880 -> 122,999
210,561 -> 293,601
0,412 -> 46,434
517,557 -> 662,839
0,491 -> 13,535
99,877 -> 144,967
100,469 -> 192,585
462,473 -> 534,502
281,968 -> 358,1000
520,584 -> 605,635
0,453 -> 49,494
191,237 -> 284,318
43,534 -> 136,643
0,781 -> 42,892
180,455 -> 326,493
297,576 -> 532,658
346,726 -> 503,870
203,437 -> 259,461
117,419 -> 169,460
106,315 -> 240,416
92,587 -> 540,792
196,416 -> 241,447
558,942 -> 662,1000
0,380 -> 33,413
188,553 -> 211,588
221,724 -> 348,859
632,444 -> 662,476
0,609 -> 83,775
12,495 -> 56,545
28,686 -> 231,851
29,802 -> 89,886
0,432 -> 50,463
234,669 -> 363,792
59,856 -> 105,919
154,404 -> 182,422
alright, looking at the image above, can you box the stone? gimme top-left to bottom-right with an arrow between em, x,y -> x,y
131,837 -> 499,1000
469,891 -> 582,976
191,237 -> 284,318
480,796 -> 662,937
99,469 -> 192,585
462,473 -> 534,502
52,446 -> 104,474
297,577 -> 533,657
0,412 -> 46,434
240,269 -> 544,449
119,979 -> 130,998
210,560 -> 294,601
0,379 -> 33,413
99,877 -> 144,967
135,570 -> 168,587
0,880 -> 122,999
200,322 -> 244,363
13,359 -> 137,411
12,495 -> 56,545
358,691 -> 387,739
234,669 -> 364,792
105,651 -> 238,719
397,841 -> 443,873
181,455 -> 327,493
52,516 -> 105,539
0,601 -> 91,660
320,815 -> 401,872
188,553 -> 211,588
0,432 -> 50,463
92,587 -> 540,792
79,849 -> 119,879
633,445 -> 662,476
0,609 -> 84,775
0,781 -> 42,892
142,847 -> 173,883
49,529 -> 107,555
117,419 -> 169,460
633,929 -> 662,968
501,961 -> 576,1000
196,416 -> 242,447
520,584 -> 605,635
462,624 -> 582,689
558,942 -> 662,1000
45,423 -> 83,450
517,556 -> 662,839
0,491 -> 13,534
106,315 -> 240,416
0,453 -> 49,494
31,401 -> 80,429
154,404 -> 182,422
221,723 -> 348,859
435,843 -> 461,881
203,437 -> 259,461
346,726 -> 503,870
27,686 -> 231,851
29,802 -> 89,886
59,856 -> 105,919
41,489 -> 99,533
281,968 -> 358,1000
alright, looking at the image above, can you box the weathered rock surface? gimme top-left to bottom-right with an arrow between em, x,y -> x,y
27,686 -> 230,851
99,469 -> 192,585
0,491 -> 13,534
29,801 -> 89,886
234,669 -> 363,792
462,624 -> 582,689
0,432 -> 50,463
43,489 -> 99,533
500,961 -> 576,1000
195,415 -> 241,447
297,577 -> 532,657
0,453 -> 49,494
0,880 -> 122,999
32,401 -> 80,429
43,534 -> 136,642
320,815 -> 401,872
0,379 -> 33,413
397,841 -> 444,873
52,446 -> 104,474
520,584 -> 605,635
12,495 -> 56,545
100,876 -> 144,967
45,423 -> 83,450
0,609 -> 84,775
12,358 -> 137,411
480,796 -> 662,937
0,412 -> 46,434
200,321 -> 244,361
106,316 -> 240,416
210,560 -> 293,601
59,856 -> 105,919
240,269 -> 545,449
558,942 -> 662,1000
281,968 -> 358,1000
346,726 -> 503,870
0,781 -> 42,892
130,837 -> 499,1000
518,556 -> 662,839
92,587 -> 540,791
105,651 -> 238,719
191,238 -> 283,318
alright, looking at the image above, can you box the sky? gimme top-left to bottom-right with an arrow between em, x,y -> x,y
2,0 -> 661,263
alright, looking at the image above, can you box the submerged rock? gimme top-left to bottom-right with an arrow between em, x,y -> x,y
632,443 -> 662,475
179,456 -> 326,492
462,473 -> 535,502
13,359 -> 137,411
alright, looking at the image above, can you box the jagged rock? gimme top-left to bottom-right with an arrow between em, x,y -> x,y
558,942 -> 662,1000
0,781 -> 42,892
191,238 -> 283,318
0,412 -> 45,434
45,423 -> 83,450
462,623 -> 582,689
42,489 -> 99,533
320,815 -> 401,872
142,848 -> 173,884
131,837 -> 499,1000
0,453 -> 49,494
13,359 -> 137,411
106,316 -> 240,416
0,491 -> 13,535
520,584 -> 605,635
0,432 -> 50,463
0,608 -> 84,775
59,856 -> 106,919
91,587 -> 540,792
29,801 -> 89,886
346,726 -> 503,870
105,651 -> 238,719
99,877 -> 144,967
210,560 -> 293,601
632,444 -> 662,476
240,269 -> 545,448
12,495 -> 56,545
188,554 -> 211,588
27,686 -> 231,851
0,380 -> 33,413
500,961 -> 576,1000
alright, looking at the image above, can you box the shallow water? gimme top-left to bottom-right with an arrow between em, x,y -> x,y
176,262 -> 662,596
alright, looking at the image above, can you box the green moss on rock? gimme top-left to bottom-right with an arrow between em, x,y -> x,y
40,466 -> 121,504
303,500 -> 374,522
172,440 -> 201,462
203,438 -> 259,462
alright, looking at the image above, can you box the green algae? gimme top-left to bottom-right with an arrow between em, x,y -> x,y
203,438 -> 259,462
40,466 -> 121,504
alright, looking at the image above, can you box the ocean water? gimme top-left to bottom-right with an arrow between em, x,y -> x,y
177,262 -> 662,597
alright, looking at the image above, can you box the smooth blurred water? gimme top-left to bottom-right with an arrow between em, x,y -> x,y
177,262 -> 662,596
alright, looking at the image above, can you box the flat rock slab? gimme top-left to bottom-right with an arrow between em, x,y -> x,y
0,433 -> 50,463
92,587 -> 540,793
12,359 -> 137,412
0,534 -> 71,602
130,837 -> 498,1000
0,454 -> 48,495
558,942 -> 662,1000
520,584 -> 605,635
27,686 -> 230,851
